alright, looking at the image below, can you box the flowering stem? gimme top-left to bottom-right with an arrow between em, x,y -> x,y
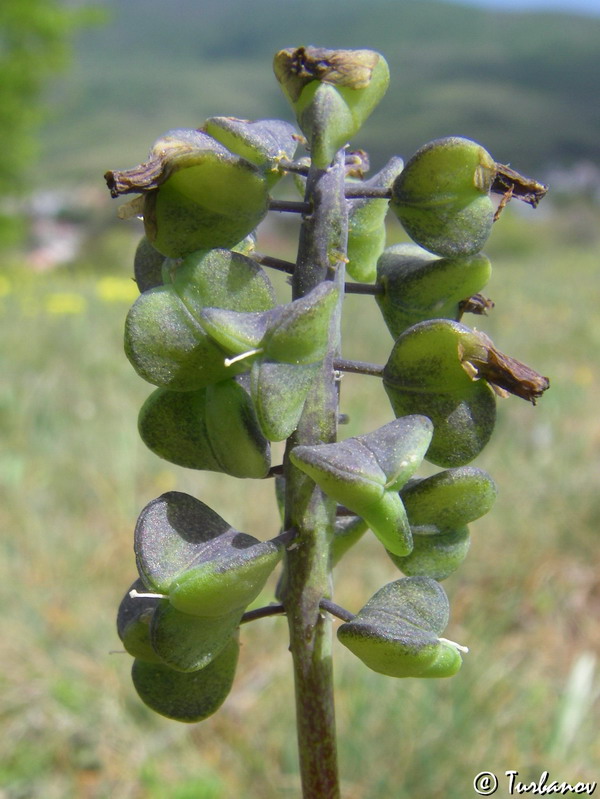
280,149 -> 348,799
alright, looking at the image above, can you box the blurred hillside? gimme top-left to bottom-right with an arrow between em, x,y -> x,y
7,0 -> 597,269
42,0 -> 600,186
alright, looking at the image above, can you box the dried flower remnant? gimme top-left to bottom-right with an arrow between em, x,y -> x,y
491,163 -> 549,220
273,46 -> 383,101
457,293 -> 495,321
460,331 -> 550,404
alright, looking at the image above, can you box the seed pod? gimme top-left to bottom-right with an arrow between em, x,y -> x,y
337,577 -> 464,678
138,379 -> 271,478
125,285 -> 235,391
346,156 -> 404,282
105,128 -> 270,257
400,466 -> 497,529
390,137 -> 496,257
290,416 -> 434,556
197,283 -> 340,441
202,117 -> 298,187
388,526 -> 471,581
150,602 -> 243,673
131,634 -> 239,723
250,360 -> 321,441
383,319 -> 497,466
167,534 -> 284,617
134,491 -> 284,618
376,243 -> 492,339
171,247 -> 275,318
117,579 -> 162,663
133,236 -> 166,292
273,47 -> 389,168
261,282 -> 340,364
124,248 -> 275,391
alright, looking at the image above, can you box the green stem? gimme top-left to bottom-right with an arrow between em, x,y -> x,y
334,357 -> 384,378
345,281 -> 382,295
269,198 -> 311,213
281,150 -> 348,799
251,252 -> 296,274
344,184 -> 392,200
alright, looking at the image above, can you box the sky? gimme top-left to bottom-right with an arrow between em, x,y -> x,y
441,0 -> 600,13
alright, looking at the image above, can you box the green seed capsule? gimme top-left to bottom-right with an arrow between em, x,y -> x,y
383,319 -> 497,466
138,380 -> 271,478
105,128 -> 270,258
376,243 -> 492,339
125,247 -> 276,392
290,417 -> 433,555
133,236 -> 166,292
202,117 -> 298,187
401,466 -> 497,528
346,156 -> 404,282
273,47 -> 389,168
337,577 -> 464,678
390,137 -> 496,257
131,634 -> 239,723
387,526 -> 471,581
168,537 -> 283,617
117,579 -> 162,663
150,602 -> 243,673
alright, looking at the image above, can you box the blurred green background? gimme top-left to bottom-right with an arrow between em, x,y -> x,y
1,1 -> 599,797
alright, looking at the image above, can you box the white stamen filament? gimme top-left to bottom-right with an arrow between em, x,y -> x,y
224,348 -> 263,367
129,588 -> 167,600
438,637 -> 469,654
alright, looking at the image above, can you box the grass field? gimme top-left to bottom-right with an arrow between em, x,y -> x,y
1,201 -> 599,798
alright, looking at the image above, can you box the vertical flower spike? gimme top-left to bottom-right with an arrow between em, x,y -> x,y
108,48 -> 552,788
273,46 -> 389,168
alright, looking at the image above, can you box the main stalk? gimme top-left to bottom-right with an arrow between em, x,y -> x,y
282,150 -> 348,799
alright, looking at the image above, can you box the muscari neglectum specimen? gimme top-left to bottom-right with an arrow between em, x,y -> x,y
106,46 -> 549,799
